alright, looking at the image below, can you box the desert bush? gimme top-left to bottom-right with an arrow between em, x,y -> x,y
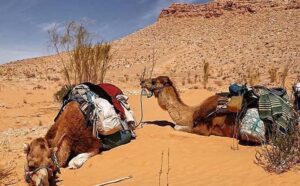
281,62 -> 291,88
255,119 -> 300,173
49,21 -> 112,86
187,71 -> 192,84
194,74 -> 199,83
214,80 -> 223,87
203,61 -> 209,89
182,77 -> 186,86
124,74 -> 129,82
245,67 -> 260,85
0,160 -> 16,185
268,67 -> 278,83
54,85 -> 74,103
24,71 -> 36,78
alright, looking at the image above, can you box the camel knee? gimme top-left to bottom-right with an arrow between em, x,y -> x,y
68,152 -> 96,169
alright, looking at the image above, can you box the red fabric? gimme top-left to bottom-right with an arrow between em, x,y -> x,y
98,83 -> 125,119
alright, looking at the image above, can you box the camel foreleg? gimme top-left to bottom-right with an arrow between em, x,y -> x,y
68,151 -> 98,169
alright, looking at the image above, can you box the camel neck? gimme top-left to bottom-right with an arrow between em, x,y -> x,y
157,86 -> 187,110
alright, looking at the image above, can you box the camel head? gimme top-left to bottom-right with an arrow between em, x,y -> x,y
24,138 -> 58,186
140,76 -> 173,97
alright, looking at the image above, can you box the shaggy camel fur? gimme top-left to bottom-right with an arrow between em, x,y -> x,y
141,76 -> 236,137
24,101 -> 100,186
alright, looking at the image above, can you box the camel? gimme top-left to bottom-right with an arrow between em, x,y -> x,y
24,101 -> 100,186
140,76 -> 237,137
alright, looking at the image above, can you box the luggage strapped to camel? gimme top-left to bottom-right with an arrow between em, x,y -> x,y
293,83 -> 300,111
55,82 -> 136,138
208,84 -> 298,143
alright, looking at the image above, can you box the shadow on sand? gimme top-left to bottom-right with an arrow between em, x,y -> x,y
140,120 -> 261,146
142,120 -> 175,128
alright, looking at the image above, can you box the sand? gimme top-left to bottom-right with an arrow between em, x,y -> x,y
0,0 -> 299,185
0,83 -> 299,186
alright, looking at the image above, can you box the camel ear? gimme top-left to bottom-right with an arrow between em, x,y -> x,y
163,77 -> 172,86
23,143 -> 30,154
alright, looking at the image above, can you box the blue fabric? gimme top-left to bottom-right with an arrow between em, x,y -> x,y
229,83 -> 245,96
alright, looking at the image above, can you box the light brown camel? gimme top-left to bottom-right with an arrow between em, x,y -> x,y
141,76 -> 237,137
24,101 -> 100,186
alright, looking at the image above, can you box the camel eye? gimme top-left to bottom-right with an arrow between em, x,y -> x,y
151,80 -> 156,85
28,165 -> 36,171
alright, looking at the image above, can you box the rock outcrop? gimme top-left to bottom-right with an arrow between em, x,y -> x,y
159,0 -> 299,19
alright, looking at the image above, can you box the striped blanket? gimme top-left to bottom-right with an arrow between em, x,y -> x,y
258,88 -> 294,133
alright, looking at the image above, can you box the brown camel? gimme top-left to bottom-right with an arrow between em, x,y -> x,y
24,101 -> 100,186
141,76 -> 237,137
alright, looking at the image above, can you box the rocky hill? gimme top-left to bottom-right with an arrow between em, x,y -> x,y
159,0 -> 299,19
0,0 -> 299,90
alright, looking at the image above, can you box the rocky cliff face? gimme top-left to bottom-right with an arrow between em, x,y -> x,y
159,0 -> 300,19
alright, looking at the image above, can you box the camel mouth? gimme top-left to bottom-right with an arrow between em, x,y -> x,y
141,87 -> 154,98
25,167 -> 51,186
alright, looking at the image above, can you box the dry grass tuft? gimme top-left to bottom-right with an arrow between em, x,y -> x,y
203,61 -> 209,89
281,62 -> 291,88
0,161 -> 16,185
255,119 -> 300,173
245,67 -> 260,86
268,67 -> 278,83
54,85 -> 74,102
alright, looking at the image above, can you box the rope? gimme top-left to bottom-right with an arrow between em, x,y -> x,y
135,89 -> 146,128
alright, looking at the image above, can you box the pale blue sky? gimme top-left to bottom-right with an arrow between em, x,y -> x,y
0,0 -> 208,64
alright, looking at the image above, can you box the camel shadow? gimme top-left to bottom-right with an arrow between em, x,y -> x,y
142,120 -> 175,128
141,121 -> 261,146
238,140 -> 261,146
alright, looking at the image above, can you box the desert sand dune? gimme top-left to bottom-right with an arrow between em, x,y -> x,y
1,85 -> 299,185
0,0 -> 299,185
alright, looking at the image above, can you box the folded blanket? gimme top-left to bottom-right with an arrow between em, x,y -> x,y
258,88 -> 294,133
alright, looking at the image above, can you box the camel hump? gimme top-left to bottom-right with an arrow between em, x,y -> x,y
193,95 -> 220,123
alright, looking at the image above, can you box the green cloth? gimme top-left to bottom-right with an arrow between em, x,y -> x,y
258,88 -> 294,133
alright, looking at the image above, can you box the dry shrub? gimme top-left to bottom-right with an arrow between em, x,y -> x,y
268,67 -> 278,83
49,21 -> 112,86
49,21 -> 112,102
255,119 -> 300,173
0,161 -> 16,185
24,71 -> 36,78
281,62 -> 291,88
245,67 -> 260,85
33,84 -> 46,90
194,74 -> 199,83
124,74 -> 129,82
214,80 -> 223,87
187,71 -> 192,84
54,85 -> 74,103
203,61 -> 209,89
182,77 -> 186,86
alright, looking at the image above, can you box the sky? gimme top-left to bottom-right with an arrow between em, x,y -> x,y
0,0 -> 208,64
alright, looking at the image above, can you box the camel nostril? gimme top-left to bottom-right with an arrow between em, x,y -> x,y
28,165 -> 35,171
